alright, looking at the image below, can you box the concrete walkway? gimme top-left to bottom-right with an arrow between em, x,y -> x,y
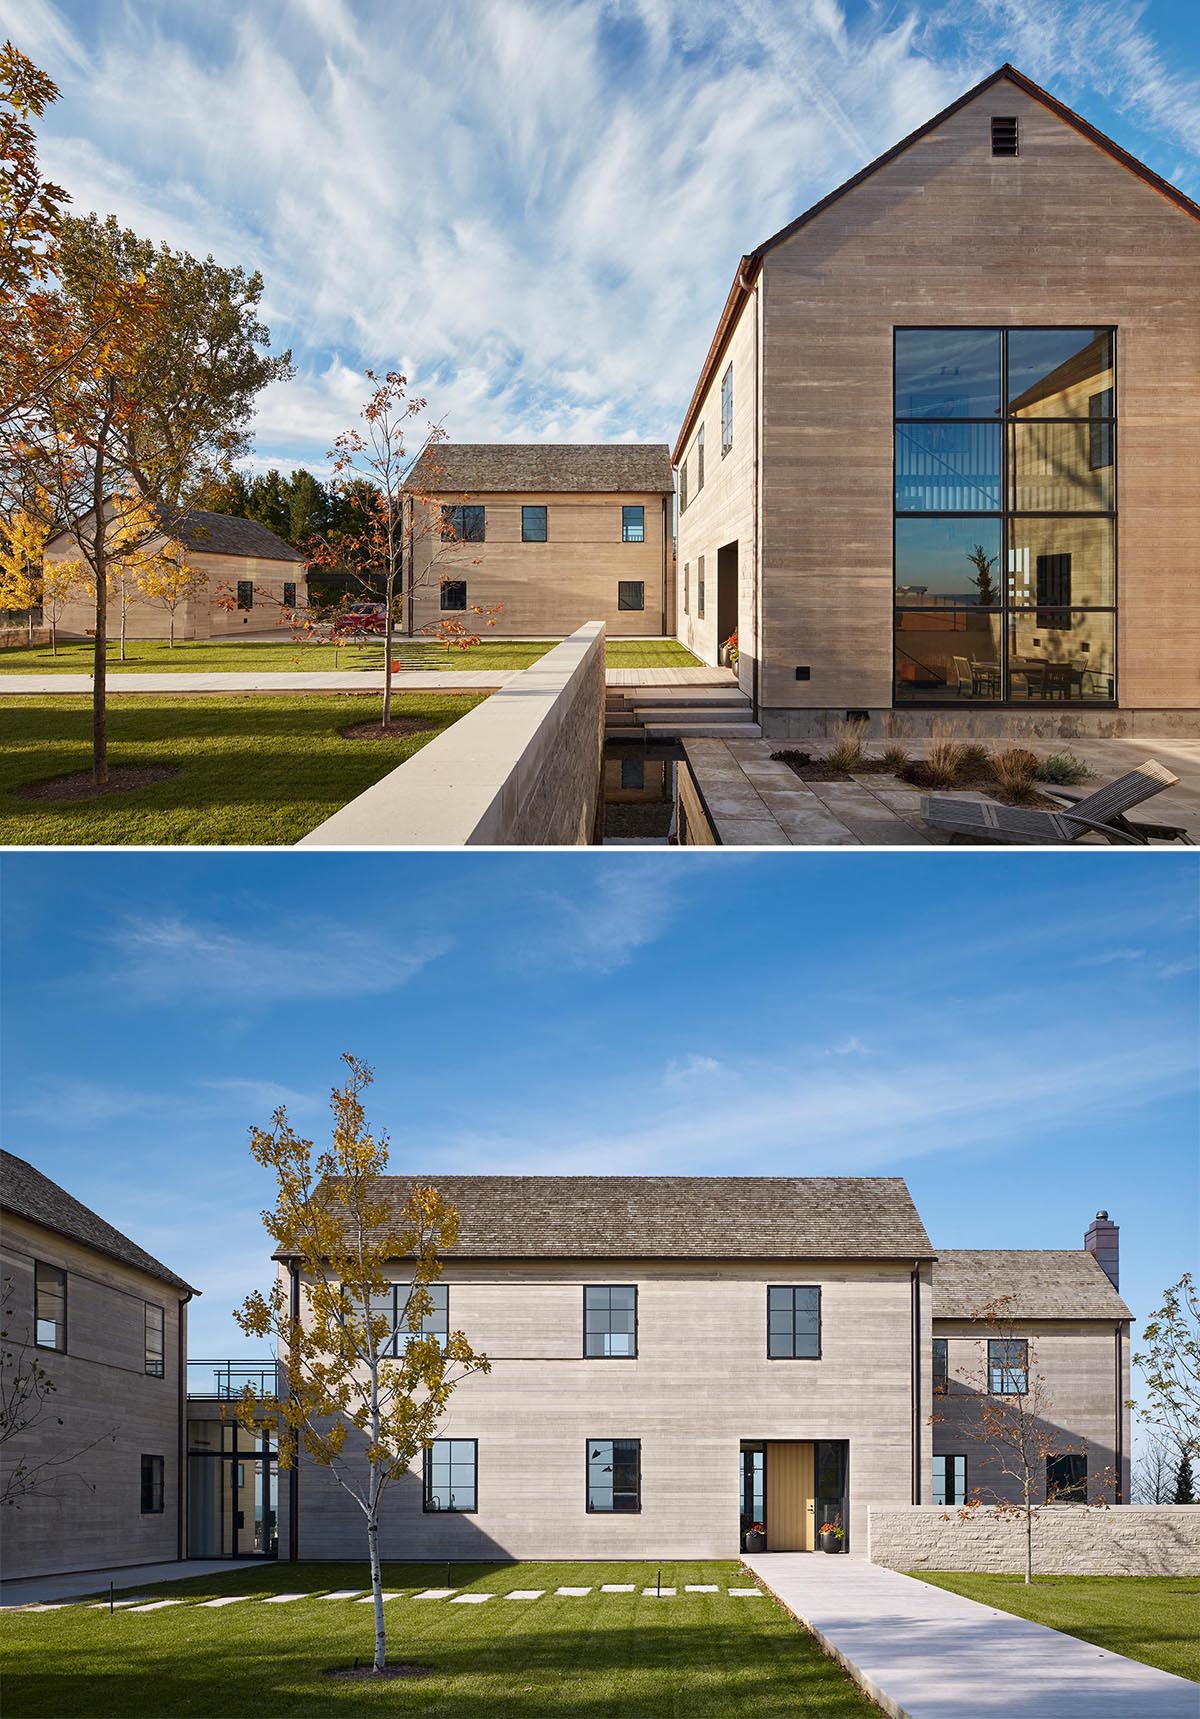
0,1559 -> 246,1608
0,666 -> 731,695
743,1554 -> 1198,1718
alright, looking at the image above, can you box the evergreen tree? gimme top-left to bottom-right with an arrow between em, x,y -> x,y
1175,1452 -> 1196,1504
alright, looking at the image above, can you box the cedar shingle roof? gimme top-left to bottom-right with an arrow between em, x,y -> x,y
321,1175 -> 935,1260
170,510 -> 305,563
407,443 -> 673,496
933,1249 -> 1130,1320
0,1150 -> 198,1295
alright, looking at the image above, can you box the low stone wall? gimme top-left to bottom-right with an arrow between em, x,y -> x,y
761,706 -> 1200,740
299,621 -> 606,847
868,1505 -> 1200,1575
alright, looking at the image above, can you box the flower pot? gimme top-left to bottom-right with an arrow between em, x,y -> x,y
819,1531 -> 842,1553
744,1530 -> 766,1553
719,643 -> 733,667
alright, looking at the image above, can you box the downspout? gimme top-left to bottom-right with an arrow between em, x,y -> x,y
1115,1322 -> 1124,1503
738,263 -> 761,720
662,494 -> 669,634
288,1261 -> 300,1561
910,1263 -> 921,1504
178,1290 -> 192,1561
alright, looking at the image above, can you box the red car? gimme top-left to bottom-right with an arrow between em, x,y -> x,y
330,604 -> 386,638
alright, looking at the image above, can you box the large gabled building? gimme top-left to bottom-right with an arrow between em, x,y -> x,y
673,63 -> 1200,737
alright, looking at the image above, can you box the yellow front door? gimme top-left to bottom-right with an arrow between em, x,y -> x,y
765,1442 -> 815,1550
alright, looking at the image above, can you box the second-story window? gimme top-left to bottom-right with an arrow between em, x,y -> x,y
584,1285 -> 637,1358
622,505 -> 645,543
696,423 -> 705,492
362,1282 -> 449,1358
679,460 -> 688,513
933,1338 -> 948,1393
35,1262 -> 66,1352
441,504 -> 485,542
988,1337 -> 1028,1394
522,505 -> 547,542
587,1439 -> 641,1512
721,364 -> 734,456
145,1303 -> 164,1377
767,1286 -> 821,1358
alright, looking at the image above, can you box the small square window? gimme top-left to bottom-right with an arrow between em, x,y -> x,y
991,116 -> 1019,156
766,1286 -> 821,1358
441,580 -> 467,611
522,505 -> 547,543
236,580 -> 254,610
622,506 -> 645,543
1046,1453 -> 1086,1503
618,581 -> 644,612
584,1285 -> 637,1358
141,1454 -> 164,1514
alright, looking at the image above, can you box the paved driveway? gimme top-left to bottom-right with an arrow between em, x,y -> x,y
743,1554 -> 1198,1718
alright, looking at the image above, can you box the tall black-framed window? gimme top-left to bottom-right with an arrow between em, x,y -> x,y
933,1337 -> 948,1394
440,580 -> 467,611
441,504 -> 485,543
141,1453 -> 165,1513
359,1282 -> 449,1358
236,580 -> 254,610
1046,1452 -> 1086,1503
522,505 -> 547,543
145,1303 -> 164,1377
721,364 -> 734,456
282,581 -> 297,609
583,1285 -> 637,1357
622,505 -> 645,543
988,1337 -> 1028,1394
586,1438 -> 641,1512
894,327 -> 1116,707
423,1438 -> 477,1512
35,1262 -> 66,1352
933,1454 -> 967,1506
767,1285 -> 821,1358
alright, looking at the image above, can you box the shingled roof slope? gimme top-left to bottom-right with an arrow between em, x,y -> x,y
307,1175 -> 934,1260
171,509 -> 305,562
407,443 -> 673,495
934,1249 -> 1130,1320
1,1150 -> 198,1294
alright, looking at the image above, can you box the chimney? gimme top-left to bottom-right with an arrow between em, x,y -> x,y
1085,1210 -> 1119,1289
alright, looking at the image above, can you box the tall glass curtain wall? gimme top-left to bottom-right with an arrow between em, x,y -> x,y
187,1420 -> 278,1557
894,328 -> 1116,704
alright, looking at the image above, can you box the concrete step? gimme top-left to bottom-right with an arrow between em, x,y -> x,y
644,719 -> 762,738
627,688 -> 749,707
634,706 -> 753,725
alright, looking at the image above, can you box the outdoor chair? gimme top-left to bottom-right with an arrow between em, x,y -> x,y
922,758 -> 1192,845
947,657 -> 974,697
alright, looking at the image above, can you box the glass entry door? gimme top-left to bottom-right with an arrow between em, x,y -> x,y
188,1421 -> 278,1558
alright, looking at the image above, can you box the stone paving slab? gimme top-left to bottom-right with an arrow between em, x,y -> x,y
743,1554 -> 1198,1718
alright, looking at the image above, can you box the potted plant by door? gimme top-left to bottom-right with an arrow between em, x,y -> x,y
744,1520 -> 766,1553
720,630 -> 739,668
818,1521 -> 845,1553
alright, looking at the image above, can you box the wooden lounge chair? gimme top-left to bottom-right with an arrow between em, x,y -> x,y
922,759 -> 1192,845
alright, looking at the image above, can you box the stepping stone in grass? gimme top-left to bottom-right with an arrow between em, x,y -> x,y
262,1594 -> 316,1604
413,1589 -> 456,1600
450,1593 -> 492,1604
555,1587 -> 592,1596
88,1599 -> 146,1609
25,1603 -> 71,1611
642,1587 -> 676,1597
198,1596 -> 253,1608
128,1600 -> 186,1612
685,1585 -> 719,1593
319,1590 -> 363,1601
728,1588 -> 763,1597
600,1584 -> 635,1593
355,1592 -> 403,1603
505,1590 -> 545,1600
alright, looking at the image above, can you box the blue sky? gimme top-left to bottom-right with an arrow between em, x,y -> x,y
3,0 -> 1197,468
2,851 -> 1196,1397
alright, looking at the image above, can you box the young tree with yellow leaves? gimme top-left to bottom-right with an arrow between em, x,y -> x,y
135,552 -> 207,647
0,506 -> 47,644
232,1056 -> 489,1677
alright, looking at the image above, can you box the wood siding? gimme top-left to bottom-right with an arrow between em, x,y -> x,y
51,550 -> 307,642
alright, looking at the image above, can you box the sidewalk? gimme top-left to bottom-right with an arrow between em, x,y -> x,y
0,666 -> 731,695
743,1554 -> 1198,1718
1,1559 -> 245,1608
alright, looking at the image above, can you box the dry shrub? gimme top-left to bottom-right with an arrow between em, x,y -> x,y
826,717 -> 869,773
1037,751 -> 1092,786
959,742 -> 991,776
990,745 -> 1041,801
881,741 -> 909,771
925,722 -> 966,789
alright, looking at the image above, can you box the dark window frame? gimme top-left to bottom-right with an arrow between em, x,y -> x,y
1046,1452 -> 1087,1503
440,504 -> 486,544
353,1281 -> 450,1360
440,579 -> 468,612
140,1453 -> 165,1514
422,1436 -> 478,1514
991,115 -> 1019,156
933,1337 -> 948,1394
988,1337 -> 1029,1395
235,579 -> 254,611
282,581 -> 297,609
893,326 -> 1117,708
721,363 -> 733,457
582,1284 -> 638,1360
1089,388 -> 1114,470
34,1260 -> 66,1353
622,505 -> 645,544
618,580 -> 645,612
697,554 -> 705,620
522,505 -> 548,543
683,562 -> 689,616
145,1302 -> 165,1378
933,1453 -> 968,1506
585,1437 -> 642,1514
766,1285 -> 822,1360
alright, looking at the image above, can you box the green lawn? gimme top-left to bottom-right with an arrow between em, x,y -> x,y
0,694 -> 486,846
0,638 -> 701,673
0,1560 -> 876,1719
914,1573 -> 1199,1682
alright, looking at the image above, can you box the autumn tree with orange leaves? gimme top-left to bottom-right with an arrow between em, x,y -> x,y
232,1056 -> 488,1677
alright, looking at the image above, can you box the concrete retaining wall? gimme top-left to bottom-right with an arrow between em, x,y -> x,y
299,621 -> 606,847
868,1504 -> 1200,1575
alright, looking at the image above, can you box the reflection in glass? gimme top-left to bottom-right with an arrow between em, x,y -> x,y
1011,422 -> 1115,512
894,423 -> 1001,512
895,610 -> 1003,702
895,518 -> 1002,607
894,328 -> 1001,418
1007,329 -> 1113,417
1006,518 -> 1114,611
1009,610 -> 1115,702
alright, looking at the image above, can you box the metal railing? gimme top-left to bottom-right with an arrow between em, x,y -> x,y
186,1358 -> 281,1400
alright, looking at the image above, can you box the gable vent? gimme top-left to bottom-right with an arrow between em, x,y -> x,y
991,115 -> 1019,157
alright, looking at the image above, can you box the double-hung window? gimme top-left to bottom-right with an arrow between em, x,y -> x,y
35,1262 -> 66,1351
767,1286 -> 821,1358
141,1454 -> 164,1514
584,1285 -> 636,1357
988,1337 -> 1028,1394
423,1438 -> 476,1511
587,1439 -> 640,1512
522,505 -> 547,542
145,1303 -> 164,1377
932,1454 -> 967,1506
